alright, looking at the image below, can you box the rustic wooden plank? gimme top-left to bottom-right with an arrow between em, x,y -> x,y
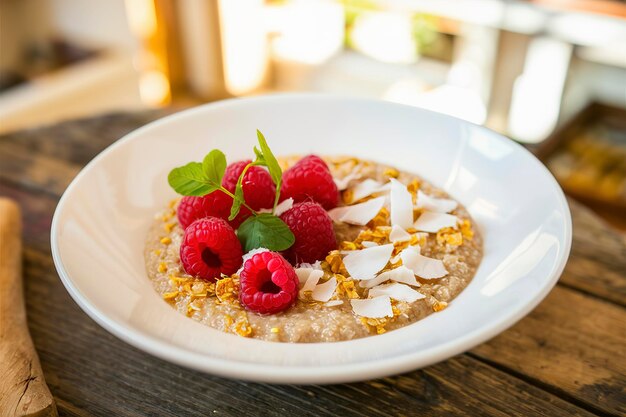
22,248 -> 594,417
472,285 -> 626,416
563,199 -> 626,306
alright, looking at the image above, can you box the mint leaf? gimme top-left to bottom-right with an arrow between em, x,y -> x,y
168,162 -> 220,196
256,130 -> 282,186
228,163 -> 252,221
202,149 -> 227,184
237,213 -> 295,252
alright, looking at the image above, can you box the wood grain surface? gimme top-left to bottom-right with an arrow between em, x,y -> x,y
0,112 -> 624,417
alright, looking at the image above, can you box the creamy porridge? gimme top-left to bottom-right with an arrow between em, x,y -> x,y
145,156 -> 482,343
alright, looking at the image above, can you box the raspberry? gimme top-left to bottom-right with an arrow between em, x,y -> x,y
222,160 -> 275,210
280,155 -> 339,210
180,217 -> 243,281
280,201 -> 337,264
177,191 -> 250,230
239,251 -> 299,314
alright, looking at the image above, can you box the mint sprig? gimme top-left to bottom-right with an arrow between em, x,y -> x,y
168,130 -> 295,253
237,213 -> 295,252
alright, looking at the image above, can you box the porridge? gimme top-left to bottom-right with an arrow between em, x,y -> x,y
145,135 -> 482,343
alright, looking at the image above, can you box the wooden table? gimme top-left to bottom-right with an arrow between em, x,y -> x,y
1,112 -> 624,417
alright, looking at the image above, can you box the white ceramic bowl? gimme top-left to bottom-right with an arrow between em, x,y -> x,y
51,94 -> 571,384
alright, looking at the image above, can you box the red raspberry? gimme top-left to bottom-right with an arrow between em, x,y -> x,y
280,155 -> 339,210
222,160 -> 275,210
239,251 -> 299,315
180,217 -> 243,281
177,191 -> 249,230
279,201 -> 337,264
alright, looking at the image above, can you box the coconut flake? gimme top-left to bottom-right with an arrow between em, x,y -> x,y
400,246 -> 448,279
415,190 -> 457,213
389,225 -> 411,242
311,276 -> 337,302
297,260 -> 322,270
298,269 -> 324,292
273,198 -> 294,216
350,179 -> 389,202
359,265 -> 420,288
413,211 -> 458,233
334,166 -> 363,190
351,296 -> 393,318
369,283 -> 426,302
361,241 -> 378,248
328,196 -> 385,226
343,244 -> 394,280
325,300 -> 344,307
390,179 -> 414,229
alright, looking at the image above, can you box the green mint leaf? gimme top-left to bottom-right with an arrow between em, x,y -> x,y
228,163 -> 252,221
253,146 -> 264,163
168,162 -> 220,196
256,130 -> 282,186
202,149 -> 227,184
237,213 -> 295,252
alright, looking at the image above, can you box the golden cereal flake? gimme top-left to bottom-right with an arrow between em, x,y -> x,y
168,198 -> 180,209
342,189 -> 354,204
325,251 -> 348,275
160,237 -> 172,245
235,314 -> 253,337
383,167 -> 400,179
339,241 -> 359,251
163,291 -> 179,301
368,207 -> 390,228
339,279 -> 360,299
224,314 -> 234,327
215,276 -> 239,303
163,222 -> 176,233
153,249 -> 162,256
270,327 -> 280,334
433,300 -> 448,312
437,228 -> 463,247
460,219 -> 474,240
158,262 -> 168,273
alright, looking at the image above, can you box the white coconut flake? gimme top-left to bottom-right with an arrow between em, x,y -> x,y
328,196 -> 385,226
273,198 -> 294,216
351,296 -> 393,318
334,166 -> 363,190
359,265 -> 420,288
343,244 -> 394,280
415,190 -> 457,213
298,269 -> 324,292
390,178 -> 414,229
361,241 -> 378,248
389,225 -> 411,242
369,283 -> 426,302
350,179 -> 389,202
413,211 -> 458,233
311,276 -> 337,302
297,260 -> 322,270
400,246 -> 448,279
325,300 -> 344,307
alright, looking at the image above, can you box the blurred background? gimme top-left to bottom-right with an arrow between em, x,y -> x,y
1,0 -> 625,224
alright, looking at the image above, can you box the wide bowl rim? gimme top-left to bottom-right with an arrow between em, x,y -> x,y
51,93 -> 572,384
